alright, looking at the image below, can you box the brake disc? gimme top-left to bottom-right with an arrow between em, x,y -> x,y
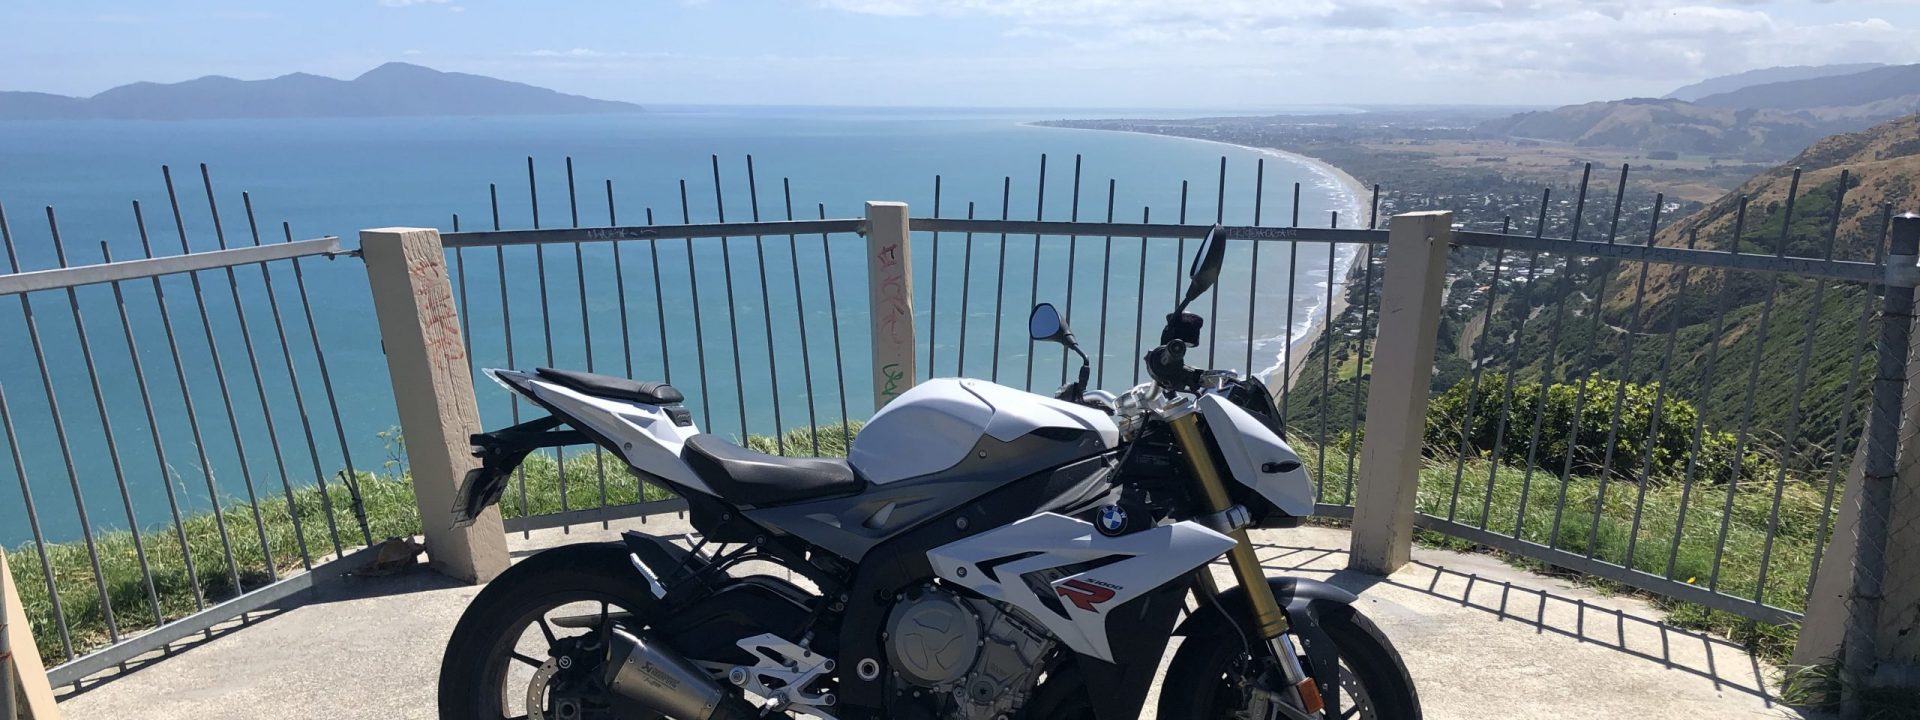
525,656 -> 560,720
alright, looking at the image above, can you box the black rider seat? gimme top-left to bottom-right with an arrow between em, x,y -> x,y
536,367 -> 685,404
681,434 -> 863,506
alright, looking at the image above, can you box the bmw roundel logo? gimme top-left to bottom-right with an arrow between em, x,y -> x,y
1097,505 -> 1128,536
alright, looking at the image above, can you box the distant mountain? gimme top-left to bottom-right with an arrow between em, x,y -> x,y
1663,63 -> 1886,102
0,63 -> 641,121
1474,97 -> 1833,158
1692,64 -> 1920,120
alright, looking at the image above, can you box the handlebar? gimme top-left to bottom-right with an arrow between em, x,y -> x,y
1146,338 -> 1205,394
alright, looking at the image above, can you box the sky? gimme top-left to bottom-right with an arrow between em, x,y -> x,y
4,0 -> 1919,109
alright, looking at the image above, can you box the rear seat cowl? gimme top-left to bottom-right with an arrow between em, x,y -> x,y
535,367 -> 685,405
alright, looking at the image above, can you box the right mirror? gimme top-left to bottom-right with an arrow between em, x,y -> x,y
1181,225 -> 1229,310
1029,303 -> 1071,345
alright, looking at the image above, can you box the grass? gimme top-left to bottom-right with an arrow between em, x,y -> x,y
1778,662 -> 1920,720
1300,441 -> 1829,664
5,423 -> 858,667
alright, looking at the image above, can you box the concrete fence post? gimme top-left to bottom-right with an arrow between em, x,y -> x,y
865,202 -> 916,411
1349,211 -> 1452,575
361,227 -> 509,584
2,548 -> 62,720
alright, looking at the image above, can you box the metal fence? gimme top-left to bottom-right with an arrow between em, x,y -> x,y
0,166 -> 389,686
1409,165 -> 1894,632
438,154 -> 1387,533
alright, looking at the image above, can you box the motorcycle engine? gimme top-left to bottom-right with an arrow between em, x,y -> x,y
884,584 -> 1055,720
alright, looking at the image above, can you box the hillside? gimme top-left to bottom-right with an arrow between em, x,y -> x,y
0,62 -> 641,120
1475,98 -> 1832,158
1665,64 -> 1886,102
1693,64 -> 1920,121
1562,113 -> 1919,455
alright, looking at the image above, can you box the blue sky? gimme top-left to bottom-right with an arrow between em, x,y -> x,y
5,0 -> 1919,107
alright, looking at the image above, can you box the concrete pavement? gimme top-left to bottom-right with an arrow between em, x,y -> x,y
55,518 -> 1805,719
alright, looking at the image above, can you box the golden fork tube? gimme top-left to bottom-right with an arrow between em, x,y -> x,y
1166,411 -> 1291,639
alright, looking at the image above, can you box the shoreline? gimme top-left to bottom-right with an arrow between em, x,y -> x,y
1023,121 -> 1371,392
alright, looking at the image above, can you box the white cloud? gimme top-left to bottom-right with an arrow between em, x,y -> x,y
811,0 -> 1920,104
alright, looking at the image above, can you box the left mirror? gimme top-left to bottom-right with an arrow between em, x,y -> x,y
1029,303 -> 1073,345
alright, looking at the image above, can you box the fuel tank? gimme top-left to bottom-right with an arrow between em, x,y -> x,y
849,378 -> 1119,485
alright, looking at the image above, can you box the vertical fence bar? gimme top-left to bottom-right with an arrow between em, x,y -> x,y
1130,207 -> 1150,386
1096,179 -> 1116,390
566,158 -> 610,515
3,204 -> 120,643
1280,183 -> 1300,425
1024,154 -> 1046,391
711,157 -> 750,442
0,384 -> 73,662
98,237 -> 205,611
1061,155 -> 1082,385
782,180 -> 819,454
202,169 -> 304,573
179,167 -> 279,583
46,208 -> 167,623
929,175 -> 942,380
819,203 -> 852,438
745,157 -> 784,452
957,201 -> 976,380
992,178 -> 1009,384
152,174 -> 249,590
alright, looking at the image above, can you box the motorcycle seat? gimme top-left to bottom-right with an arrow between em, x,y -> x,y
535,367 -> 685,405
681,434 -> 863,506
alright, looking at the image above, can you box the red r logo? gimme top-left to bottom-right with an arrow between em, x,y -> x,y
1056,579 -> 1117,612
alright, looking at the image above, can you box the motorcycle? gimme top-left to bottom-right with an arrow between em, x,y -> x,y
438,225 -> 1420,720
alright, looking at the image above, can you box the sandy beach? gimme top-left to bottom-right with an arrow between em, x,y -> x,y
1024,122 -> 1374,393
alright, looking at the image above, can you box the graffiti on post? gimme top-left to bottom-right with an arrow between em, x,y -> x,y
874,239 -> 912,403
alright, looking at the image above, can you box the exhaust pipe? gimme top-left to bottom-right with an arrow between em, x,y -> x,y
603,628 -> 759,720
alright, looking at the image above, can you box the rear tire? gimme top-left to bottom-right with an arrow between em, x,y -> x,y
1157,603 -> 1419,719
437,543 -> 662,720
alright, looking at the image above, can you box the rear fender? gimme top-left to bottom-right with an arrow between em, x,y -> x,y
1173,576 -> 1357,718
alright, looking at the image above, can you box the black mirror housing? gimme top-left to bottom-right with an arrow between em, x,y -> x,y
1029,302 -> 1075,346
1180,225 -> 1229,311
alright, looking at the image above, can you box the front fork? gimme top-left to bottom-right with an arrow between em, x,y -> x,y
1165,403 -> 1325,717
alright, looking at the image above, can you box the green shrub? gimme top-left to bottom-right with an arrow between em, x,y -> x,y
1425,373 -> 1779,485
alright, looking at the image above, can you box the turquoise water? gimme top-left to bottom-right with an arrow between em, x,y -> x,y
0,107 -> 1361,544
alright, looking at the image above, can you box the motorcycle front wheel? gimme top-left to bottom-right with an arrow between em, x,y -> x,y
1026,602 -> 1416,719
1157,602 -> 1418,719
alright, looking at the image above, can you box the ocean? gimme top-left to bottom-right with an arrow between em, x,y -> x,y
0,106 -> 1362,544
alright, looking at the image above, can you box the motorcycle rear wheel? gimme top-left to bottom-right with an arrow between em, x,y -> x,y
437,543 -> 664,720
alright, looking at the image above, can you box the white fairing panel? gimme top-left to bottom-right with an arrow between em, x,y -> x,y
488,369 -> 711,495
926,513 -> 1235,661
1198,393 -> 1314,516
850,379 -> 1119,485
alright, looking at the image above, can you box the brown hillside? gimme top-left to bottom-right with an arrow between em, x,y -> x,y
1607,113 -> 1920,327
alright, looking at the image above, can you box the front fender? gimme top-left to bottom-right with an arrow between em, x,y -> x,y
1174,576 -> 1357,717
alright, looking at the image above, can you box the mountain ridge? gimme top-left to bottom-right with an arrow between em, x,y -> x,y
1663,63 -> 1887,102
1692,64 -> 1920,119
0,62 -> 641,120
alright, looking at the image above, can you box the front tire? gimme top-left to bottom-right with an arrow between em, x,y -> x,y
1157,603 -> 1419,719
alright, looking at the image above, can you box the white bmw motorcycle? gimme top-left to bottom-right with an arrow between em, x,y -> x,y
439,227 -> 1419,720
